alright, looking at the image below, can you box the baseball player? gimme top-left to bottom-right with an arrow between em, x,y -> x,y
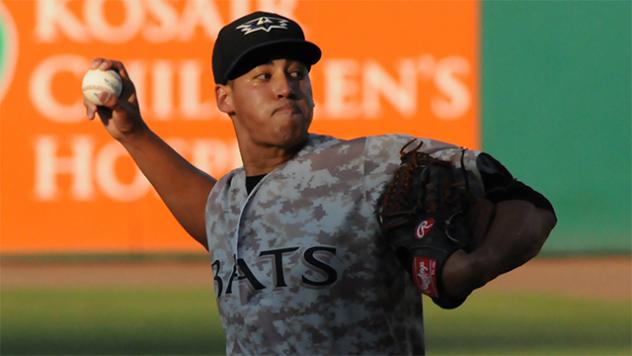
85,11 -> 556,355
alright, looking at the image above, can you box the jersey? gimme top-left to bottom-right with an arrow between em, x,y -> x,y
204,134 -> 484,355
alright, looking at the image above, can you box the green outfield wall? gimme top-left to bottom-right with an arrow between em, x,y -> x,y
482,1 -> 631,254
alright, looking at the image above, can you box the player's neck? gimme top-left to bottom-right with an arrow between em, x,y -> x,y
238,139 -> 305,176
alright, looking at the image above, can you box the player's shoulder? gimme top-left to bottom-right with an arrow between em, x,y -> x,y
304,134 -> 418,163
363,133 -> 466,161
210,166 -> 245,196
300,133 -> 370,158
361,134 -> 406,166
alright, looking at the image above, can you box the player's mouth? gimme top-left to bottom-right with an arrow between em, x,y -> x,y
272,103 -> 302,116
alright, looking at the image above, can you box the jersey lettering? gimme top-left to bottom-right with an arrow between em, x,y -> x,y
259,247 -> 300,287
213,245 -> 338,296
212,259 -> 223,298
224,256 -> 238,295
302,246 -> 338,287
225,255 -> 266,294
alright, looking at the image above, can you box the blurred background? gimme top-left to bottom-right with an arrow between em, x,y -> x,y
1,0 -> 630,354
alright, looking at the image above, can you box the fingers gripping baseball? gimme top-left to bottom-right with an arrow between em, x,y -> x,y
83,58 -> 145,141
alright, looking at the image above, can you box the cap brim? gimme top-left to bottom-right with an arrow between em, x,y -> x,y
222,40 -> 321,83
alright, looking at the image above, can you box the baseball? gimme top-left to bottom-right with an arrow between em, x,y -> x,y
82,69 -> 123,106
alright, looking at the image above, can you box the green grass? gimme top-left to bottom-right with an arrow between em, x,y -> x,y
1,287 -> 630,355
424,293 -> 631,355
0,287 -> 226,355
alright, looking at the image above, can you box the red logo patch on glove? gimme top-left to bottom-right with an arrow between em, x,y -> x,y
415,218 -> 435,239
413,256 -> 438,298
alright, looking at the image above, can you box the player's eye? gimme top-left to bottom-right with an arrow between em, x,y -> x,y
288,69 -> 305,80
254,72 -> 272,81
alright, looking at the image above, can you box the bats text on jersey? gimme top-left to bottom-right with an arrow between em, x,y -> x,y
212,245 -> 338,298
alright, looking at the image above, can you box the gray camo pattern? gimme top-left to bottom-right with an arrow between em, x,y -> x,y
205,134 -> 484,355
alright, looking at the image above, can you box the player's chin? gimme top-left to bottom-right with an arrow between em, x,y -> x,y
274,123 -> 309,151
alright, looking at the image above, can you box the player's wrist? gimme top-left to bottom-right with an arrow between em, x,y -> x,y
468,245 -> 504,289
116,121 -> 152,146
444,251 -> 479,293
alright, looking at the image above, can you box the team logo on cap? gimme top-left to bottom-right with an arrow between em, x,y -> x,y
236,16 -> 289,35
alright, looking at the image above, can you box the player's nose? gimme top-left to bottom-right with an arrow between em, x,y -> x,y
274,73 -> 304,100
272,74 -> 292,99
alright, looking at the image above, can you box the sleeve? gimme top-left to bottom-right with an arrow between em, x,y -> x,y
476,153 -> 556,216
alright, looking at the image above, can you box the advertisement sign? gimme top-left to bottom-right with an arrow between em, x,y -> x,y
0,0 -> 478,252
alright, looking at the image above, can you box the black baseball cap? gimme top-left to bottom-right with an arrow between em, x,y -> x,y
212,11 -> 321,84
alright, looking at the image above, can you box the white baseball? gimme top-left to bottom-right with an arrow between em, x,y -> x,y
82,69 -> 123,106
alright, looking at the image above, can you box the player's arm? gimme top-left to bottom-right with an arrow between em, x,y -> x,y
84,58 -> 215,250
440,154 -> 557,304
441,199 -> 556,301
378,143 -> 556,309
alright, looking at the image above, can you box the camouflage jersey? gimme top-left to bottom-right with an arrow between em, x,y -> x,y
205,134 -> 483,355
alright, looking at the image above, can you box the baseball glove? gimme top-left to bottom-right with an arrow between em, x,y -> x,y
378,140 -> 475,308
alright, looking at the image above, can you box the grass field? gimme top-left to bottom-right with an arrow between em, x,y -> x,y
424,293 -> 630,355
1,287 -> 630,355
1,287 -> 225,355
1,258 -> 630,355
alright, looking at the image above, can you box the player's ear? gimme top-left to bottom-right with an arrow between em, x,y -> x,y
215,83 -> 235,115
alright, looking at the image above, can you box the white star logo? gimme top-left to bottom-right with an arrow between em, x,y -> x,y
236,16 -> 289,35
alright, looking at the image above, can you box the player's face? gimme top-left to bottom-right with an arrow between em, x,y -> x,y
219,59 -> 314,151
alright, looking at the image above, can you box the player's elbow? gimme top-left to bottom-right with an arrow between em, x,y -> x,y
525,207 -> 556,258
514,202 -> 556,262
490,200 -> 556,270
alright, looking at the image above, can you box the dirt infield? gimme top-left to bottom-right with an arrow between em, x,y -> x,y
1,256 -> 629,302
483,256 -> 630,301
